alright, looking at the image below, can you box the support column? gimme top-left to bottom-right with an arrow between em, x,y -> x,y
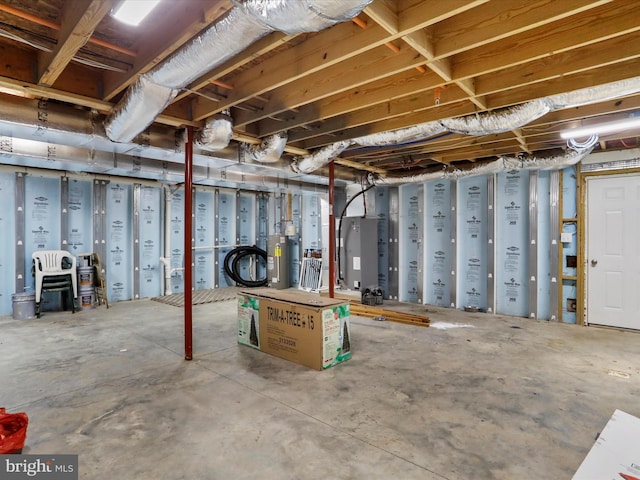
184,126 -> 194,361
328,161 -> 335,298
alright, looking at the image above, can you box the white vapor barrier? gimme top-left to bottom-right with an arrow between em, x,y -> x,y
495,170 -> 530,317
195,190 -> 215,291
425,180 -> 452,307
25,176 -> 61,294
67,179 -> 92,254
236,192 -> 257,286
289,193 -> 302,287
374,187 -> 390,296
399,184 -> 422,303
457,176 -> 488,310
216,190 -> 236,288
0,173 -> 15,315
139,186 -> 162,299
106,183 -> 132,302
170,189 -> 185,294
536,172 -> 551,320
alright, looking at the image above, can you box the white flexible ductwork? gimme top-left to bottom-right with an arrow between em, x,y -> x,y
371,148 -> 592,185
291,140 -> 353,173
241,0 -> 372,34
194,114 -> 234,151
546,77 -> 640,109
104,0 -> 372,143
292,76 -> 640,177
104,77 -> 178,143
353,121 -> 446,146
439,99 -> 550,135
242,132 -> 288,163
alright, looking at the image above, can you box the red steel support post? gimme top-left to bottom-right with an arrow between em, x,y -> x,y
329,161 -> 335,298
184,126 -> 194,360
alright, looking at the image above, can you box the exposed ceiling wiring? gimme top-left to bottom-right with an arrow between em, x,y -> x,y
0,23 -> 130,73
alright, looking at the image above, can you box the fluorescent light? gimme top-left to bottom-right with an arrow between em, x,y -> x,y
560,117 -> 640,139
112,0 -> 161,26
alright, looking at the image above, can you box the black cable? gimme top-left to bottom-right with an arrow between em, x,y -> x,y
223,245 -> 268,287
337,183 -> 376,281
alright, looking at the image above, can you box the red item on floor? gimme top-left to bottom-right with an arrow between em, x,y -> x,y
0,408 -> 28,454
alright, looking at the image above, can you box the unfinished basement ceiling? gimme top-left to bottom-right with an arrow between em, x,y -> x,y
0,0 -> 640,181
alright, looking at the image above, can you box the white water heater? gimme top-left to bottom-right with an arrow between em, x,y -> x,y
267,235 -> 289,289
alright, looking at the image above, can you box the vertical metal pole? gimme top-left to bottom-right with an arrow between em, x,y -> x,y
529,171 -> 539,319
328,161 -> 335,298
60,176 -> 69,250
184,126 -> 194,360
449,181 -> 457,308
486,176 -> 495,313
133,184 -> 141,300
15,172 -> 25,293
551,170 -> 561,322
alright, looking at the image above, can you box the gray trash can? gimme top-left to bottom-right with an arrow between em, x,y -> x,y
11,292 -> 36,320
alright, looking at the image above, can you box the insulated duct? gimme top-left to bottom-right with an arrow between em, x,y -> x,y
241,132 -> 288,163
545,77 -> 640,109
104,0 -> 372,143
292,76 -> 640,176
104,77 -> 179,143
370,148 -> 592,186
353,121 -> 446,147
291,140 -> 352,173
194,114 -> 234,151
439,99 -> 550,135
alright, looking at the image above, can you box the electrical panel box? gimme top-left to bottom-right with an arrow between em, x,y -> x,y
340,217 -> 378,291
267,235 -> 289,289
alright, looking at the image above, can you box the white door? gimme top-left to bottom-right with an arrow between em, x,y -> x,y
587,173 -> 640,329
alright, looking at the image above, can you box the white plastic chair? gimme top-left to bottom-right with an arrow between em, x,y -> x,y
32,250 -> 78,317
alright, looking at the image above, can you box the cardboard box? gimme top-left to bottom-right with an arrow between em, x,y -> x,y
237,288 -> 351,370
573,409 -> 640,480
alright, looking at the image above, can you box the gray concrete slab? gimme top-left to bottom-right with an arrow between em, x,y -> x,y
1,297 -> 640,479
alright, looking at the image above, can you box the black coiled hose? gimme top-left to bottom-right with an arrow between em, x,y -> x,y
223,245 -> 268,287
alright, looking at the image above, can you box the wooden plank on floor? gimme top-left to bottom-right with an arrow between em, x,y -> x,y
349,302 -> 430,328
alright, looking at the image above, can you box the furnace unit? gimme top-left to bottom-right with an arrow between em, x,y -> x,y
340,217 -> 378,291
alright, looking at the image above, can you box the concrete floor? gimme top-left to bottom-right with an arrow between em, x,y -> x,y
2,296 -> 640,479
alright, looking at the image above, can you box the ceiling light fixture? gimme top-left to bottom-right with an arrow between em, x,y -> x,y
112,0 -> 161,26
560,116 -> 640,139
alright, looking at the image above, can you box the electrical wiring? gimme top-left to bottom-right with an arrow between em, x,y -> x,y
0,24 -> 130,73
567,134 -> 599,151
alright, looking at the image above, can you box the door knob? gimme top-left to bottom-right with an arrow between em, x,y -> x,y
591,259 -> 598,267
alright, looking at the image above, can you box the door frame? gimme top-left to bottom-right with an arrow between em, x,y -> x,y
580,166 -> 640,326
